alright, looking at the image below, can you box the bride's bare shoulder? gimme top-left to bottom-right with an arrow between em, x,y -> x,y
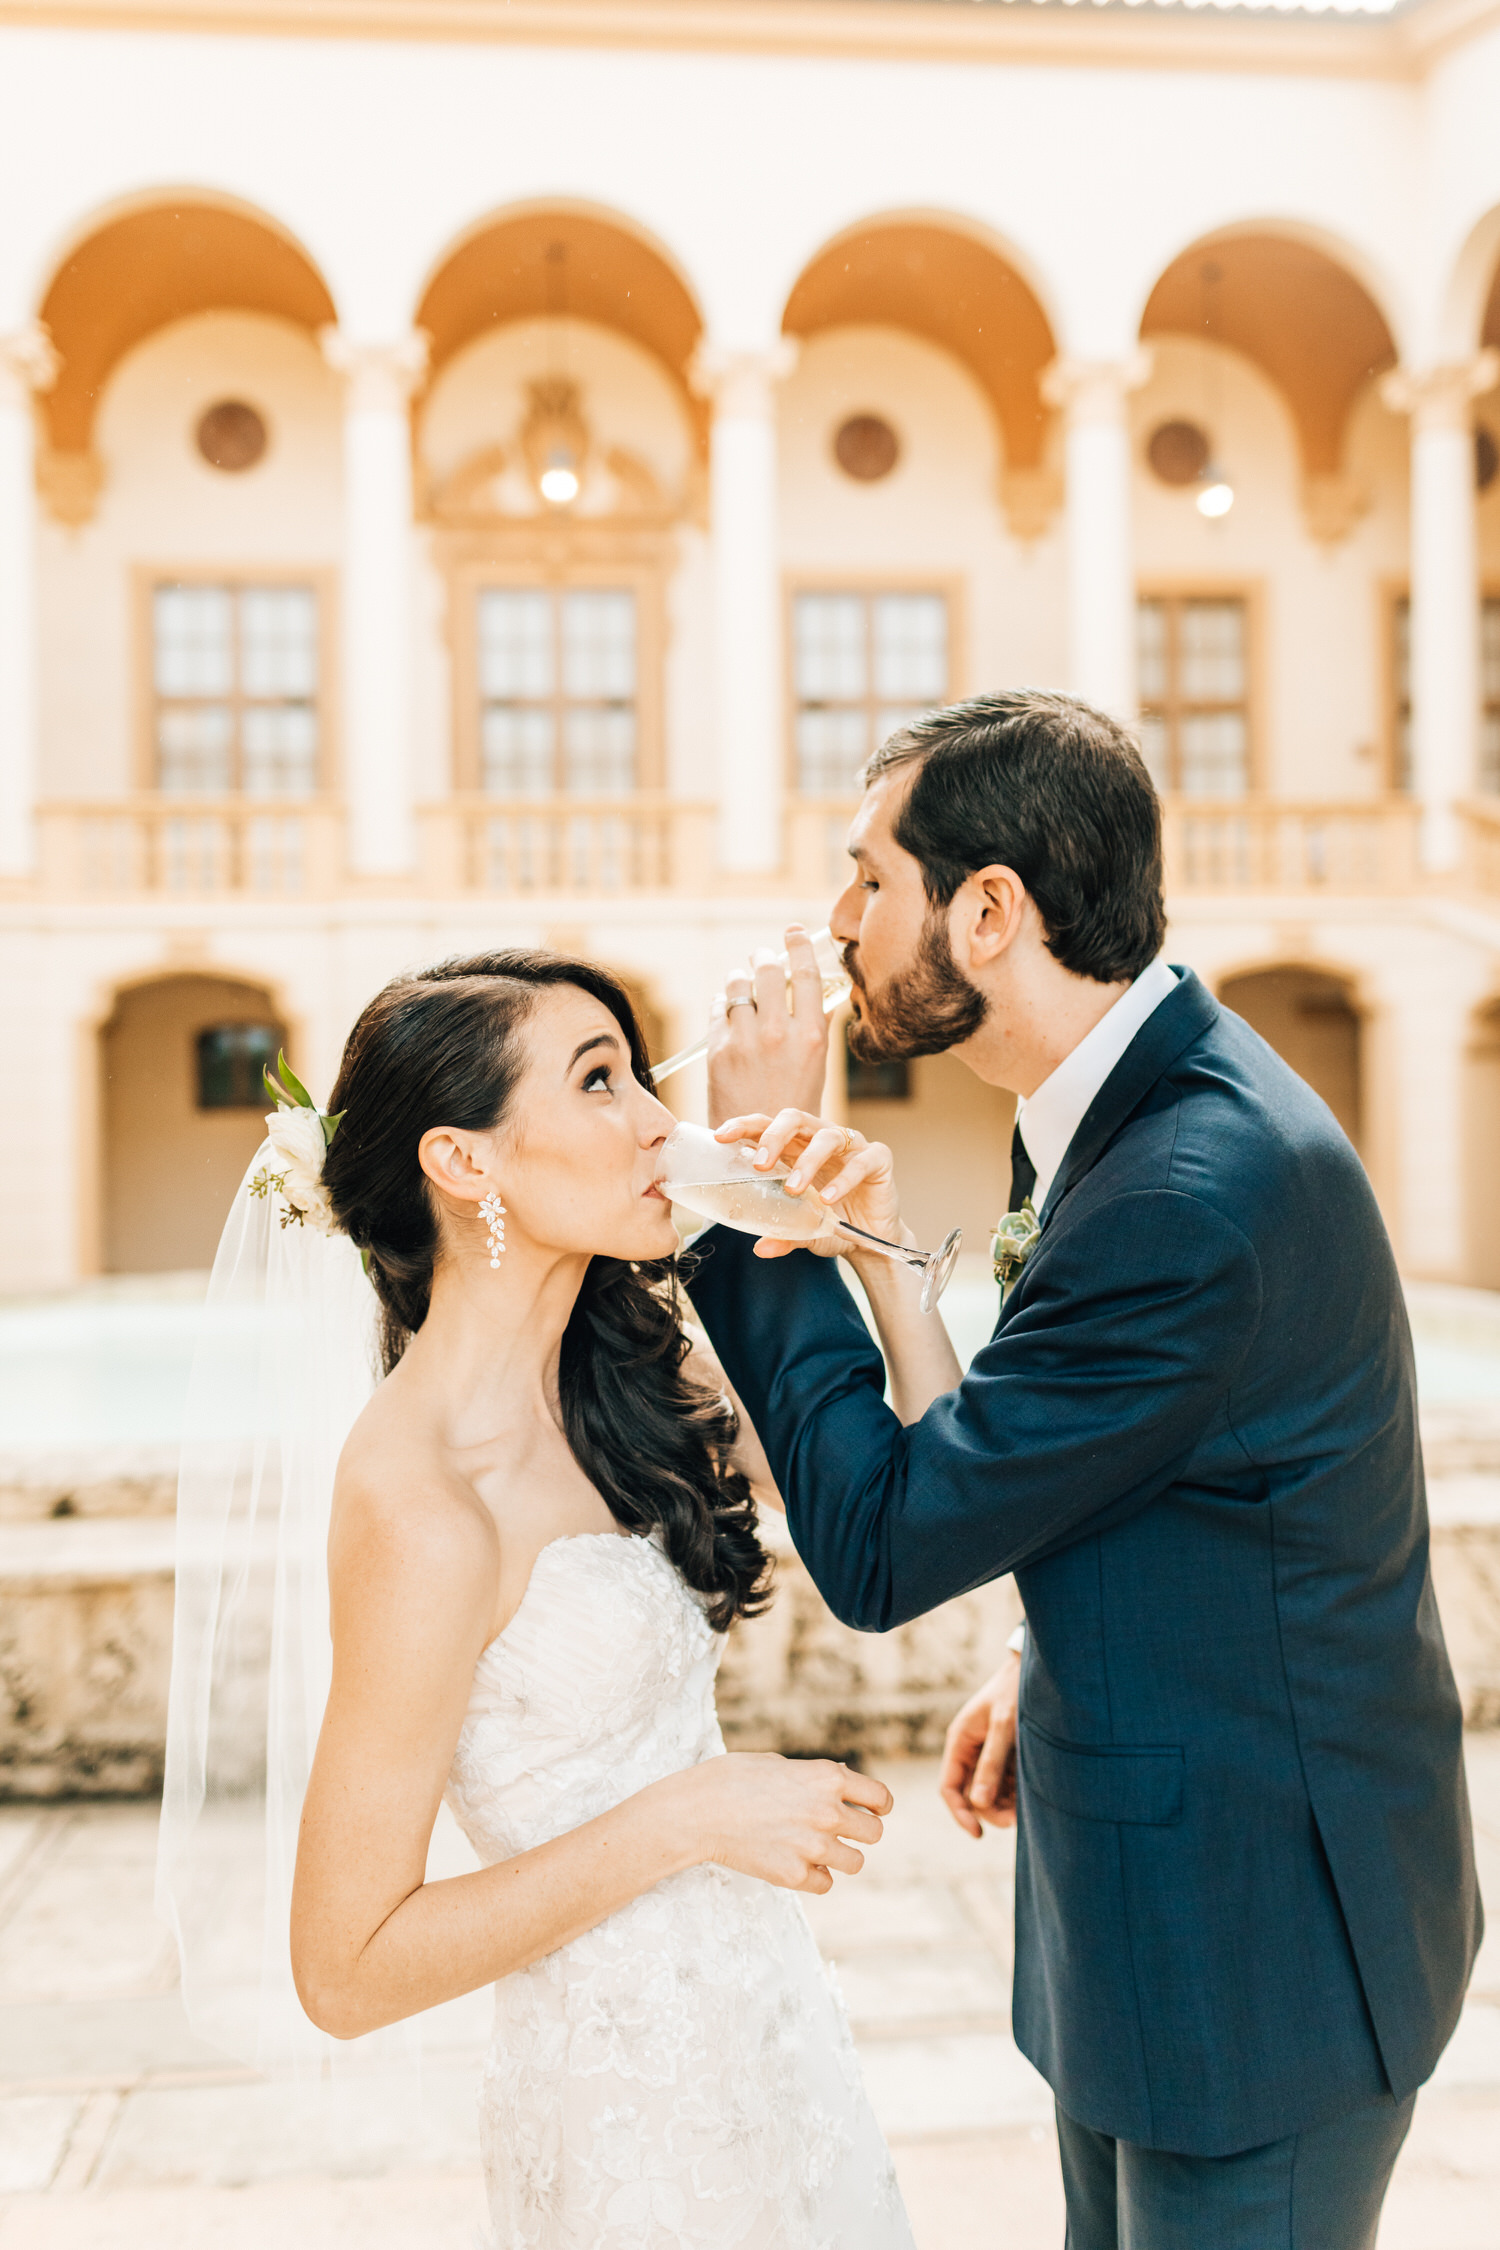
327,1377 -> 499,1655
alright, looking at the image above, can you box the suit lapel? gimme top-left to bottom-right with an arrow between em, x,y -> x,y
1038,965 -> 1220,1224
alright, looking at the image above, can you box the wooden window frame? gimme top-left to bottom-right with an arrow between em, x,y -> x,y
1483,584 -> 1500,796
1383,581 -> 1500,797
784,575 -> 965,800
1136,580 -> 1263,797
449,552 -> 666,798
134,566 -> 338,797
1382,579 -> 1411,796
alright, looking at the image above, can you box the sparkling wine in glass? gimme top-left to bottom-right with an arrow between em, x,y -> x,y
650,928 -> 852,1088
659,1122 -> 962,1314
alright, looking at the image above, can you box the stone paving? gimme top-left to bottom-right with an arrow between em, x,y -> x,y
0,1743 -> 1496,2247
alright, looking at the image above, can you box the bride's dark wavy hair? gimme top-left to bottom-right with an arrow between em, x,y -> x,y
321,949 -> 770,1631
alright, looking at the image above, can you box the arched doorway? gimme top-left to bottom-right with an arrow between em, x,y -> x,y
1219,966 -> 1362,1150
1464,999 -> 1500,1288
101,974 -> 287,1272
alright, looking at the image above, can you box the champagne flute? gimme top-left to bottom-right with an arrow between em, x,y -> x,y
650,928 -> 851,1088
659,1121 -> 962,1314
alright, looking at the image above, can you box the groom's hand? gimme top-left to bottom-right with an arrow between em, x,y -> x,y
706,926 -> 831,1127
940,1651 -> 1021,1838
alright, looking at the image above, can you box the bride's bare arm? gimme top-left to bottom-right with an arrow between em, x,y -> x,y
291,1471 -> 888,2041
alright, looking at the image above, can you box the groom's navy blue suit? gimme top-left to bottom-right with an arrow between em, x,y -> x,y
689,967 -> 1479,2163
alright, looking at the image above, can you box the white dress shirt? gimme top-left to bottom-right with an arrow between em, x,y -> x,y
1015,956 -> 1180,1214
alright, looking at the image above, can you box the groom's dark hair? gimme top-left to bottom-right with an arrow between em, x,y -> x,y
865,689 -> 1166,985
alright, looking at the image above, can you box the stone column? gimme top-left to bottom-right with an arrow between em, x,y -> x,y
693,342 -> 798,875
1382,354 -> 1498,872
319,329 -> 429,878
1042,353 -> 1152,721
0,324 -> 58,879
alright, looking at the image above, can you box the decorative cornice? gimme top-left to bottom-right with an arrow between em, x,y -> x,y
0,323 -> 60,408
1381,351 -> 1500,428
1301,467 -> 1370,542
689,339 -> 800,416
1,0 -> 1485,86
318,327 -> 430,411
1041,349 -> 1154,424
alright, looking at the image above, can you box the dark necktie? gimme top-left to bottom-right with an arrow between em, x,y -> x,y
1008,1119 -> 1037,1213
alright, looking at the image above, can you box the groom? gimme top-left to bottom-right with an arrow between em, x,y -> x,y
689,690 -> 1479,2247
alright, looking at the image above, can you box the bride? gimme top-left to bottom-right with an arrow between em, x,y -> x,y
240,947 -> 912,2248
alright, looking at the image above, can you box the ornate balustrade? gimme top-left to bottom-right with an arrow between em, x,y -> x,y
791,796 -> 1431,901
34,798 -> 344,898
1163,797 -> 1420,894
417,795 -> 717,897
17,792 -> 1497,911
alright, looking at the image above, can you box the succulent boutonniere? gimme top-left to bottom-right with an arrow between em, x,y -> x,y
990,1199 -> 1040,1296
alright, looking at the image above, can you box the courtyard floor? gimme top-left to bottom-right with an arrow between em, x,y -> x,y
0,1742 -> 1496,2249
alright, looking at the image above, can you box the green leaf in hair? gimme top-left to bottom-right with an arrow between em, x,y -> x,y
274,1051 -> 315,1110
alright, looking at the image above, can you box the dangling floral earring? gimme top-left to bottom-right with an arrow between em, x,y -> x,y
479,1190 -> 507,1270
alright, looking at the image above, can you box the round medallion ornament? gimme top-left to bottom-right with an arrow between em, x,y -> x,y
196,400 -> 268,473
834,414 -> 899,483
1147,420 -> 1211,489
1478,424 -> 1498,496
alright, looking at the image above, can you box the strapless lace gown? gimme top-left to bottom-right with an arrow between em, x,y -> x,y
445,1531 -> 915,2250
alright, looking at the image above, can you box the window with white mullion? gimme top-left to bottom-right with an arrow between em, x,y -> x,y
793,590 -> 948,794
477,587 -> 638,797
152,583 -> 319,797
1137,595 -> 1250,797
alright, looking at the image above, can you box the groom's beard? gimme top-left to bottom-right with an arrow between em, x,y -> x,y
845,905 -> 988,1062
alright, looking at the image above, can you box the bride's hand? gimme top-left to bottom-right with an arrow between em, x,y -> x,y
668,1752 -> 892,1895
715,1109 -> 906,1261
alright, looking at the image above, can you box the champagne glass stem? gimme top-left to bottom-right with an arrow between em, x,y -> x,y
827,1216 -> 928,1271
649,1031 -> 712,1088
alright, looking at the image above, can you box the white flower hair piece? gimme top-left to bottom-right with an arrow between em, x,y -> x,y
248,1050 -> 344,1235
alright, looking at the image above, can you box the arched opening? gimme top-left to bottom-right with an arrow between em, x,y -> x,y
1139,230 -> 1396,534
38,196 -> 336,512
1464,999 -> 1500,1288
414,208 -> 706,808
416,204 -> 706,447
1219,966 -> 1362,1151
782,215 -> 1057,476
100,973 -> 288,1273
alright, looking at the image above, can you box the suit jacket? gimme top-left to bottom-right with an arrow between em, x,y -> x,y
688,966 -> 1480,2156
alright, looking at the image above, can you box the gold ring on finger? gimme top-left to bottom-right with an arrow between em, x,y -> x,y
837,1128 -> 855,1160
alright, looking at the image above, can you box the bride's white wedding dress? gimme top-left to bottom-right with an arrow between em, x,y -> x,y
445,1529 -> 916,2250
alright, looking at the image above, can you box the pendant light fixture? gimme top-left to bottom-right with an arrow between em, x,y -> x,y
537,240 -> 581,507
1195,260 -> 1235,520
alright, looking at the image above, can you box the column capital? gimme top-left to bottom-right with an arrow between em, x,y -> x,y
1040,349 -> 1154,426
1379,352 -> 1499,432
0,323 -> 59,410
318,327 -> 430,412
688,339 -> 799,417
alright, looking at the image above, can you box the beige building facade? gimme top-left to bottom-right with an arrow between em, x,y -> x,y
3,0 -> 1500,1288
